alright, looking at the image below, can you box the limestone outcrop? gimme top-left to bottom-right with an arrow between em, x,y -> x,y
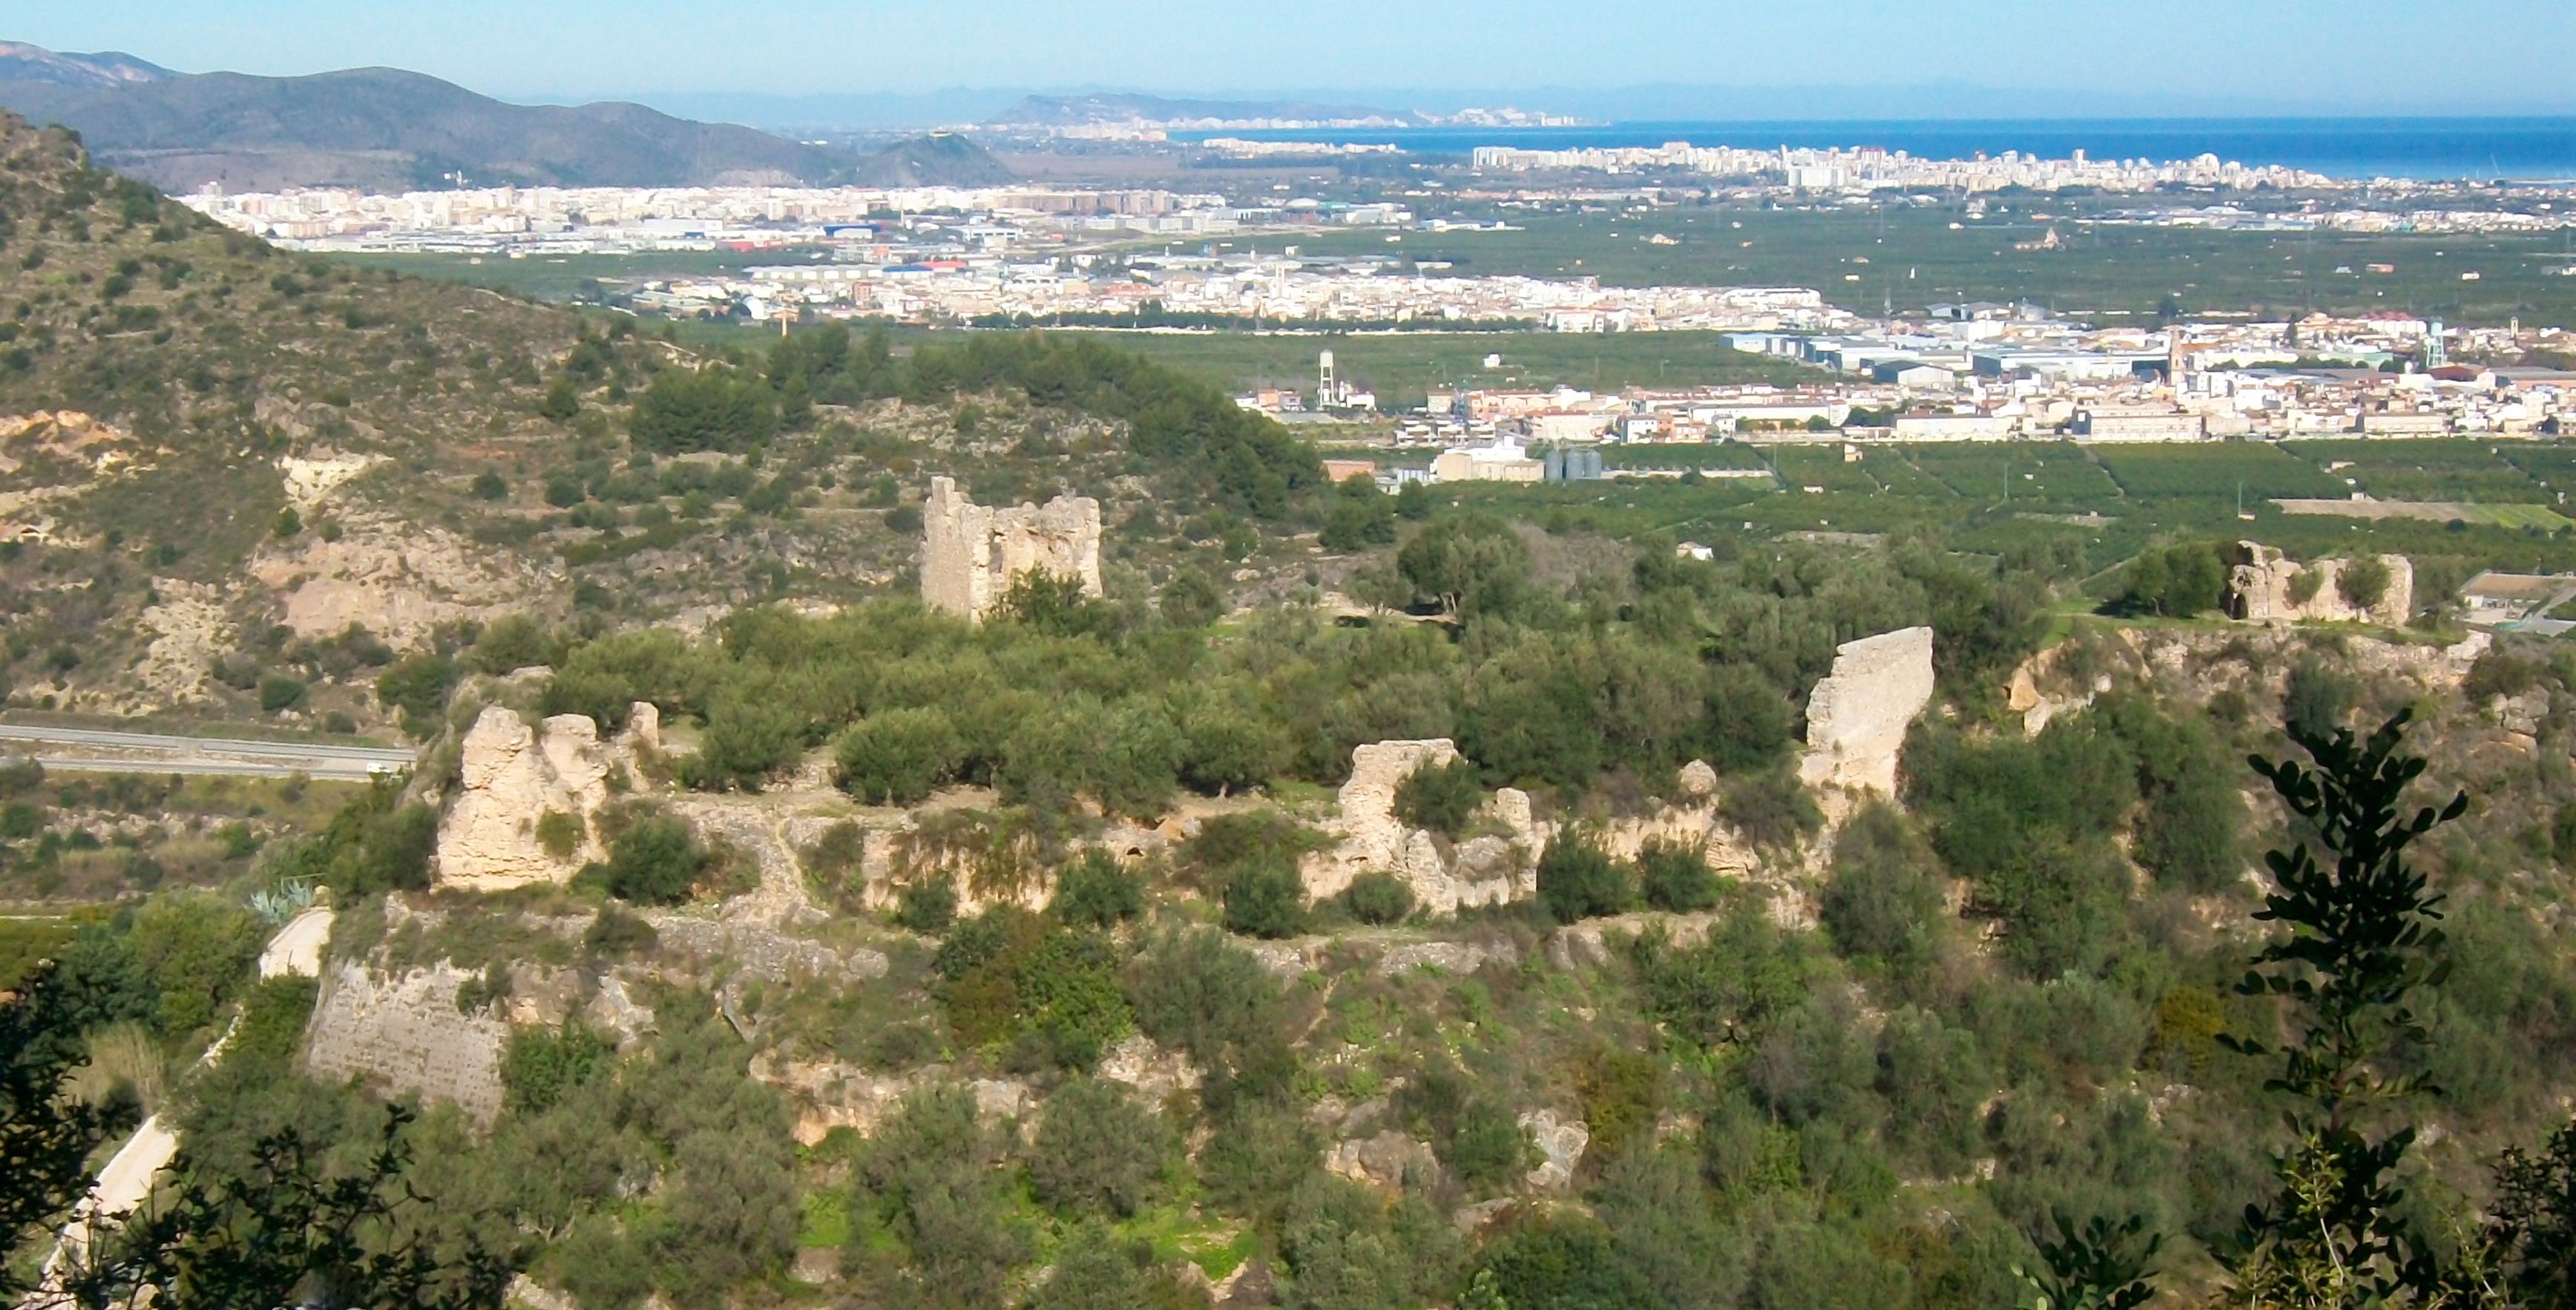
2225,542 -> 2413,627
434,703 -> 658,891
1797,626 -> 1936,797
301,960 -> 508,1121
920,475 -> 1102,623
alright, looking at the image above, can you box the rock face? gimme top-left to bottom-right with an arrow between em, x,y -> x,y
301,960 -> 508,1121
2225,542 -> 2414,627
1797,626 -> 1936,797
435,704 -> 657,891
920,475 -> 1102,623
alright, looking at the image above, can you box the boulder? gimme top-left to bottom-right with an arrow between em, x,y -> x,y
1518,1109 -> 1589,1190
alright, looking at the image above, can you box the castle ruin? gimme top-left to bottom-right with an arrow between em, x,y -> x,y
2224,542 -> 2413,627
1797,626 -> 1936,798
920,476 -> 1103,623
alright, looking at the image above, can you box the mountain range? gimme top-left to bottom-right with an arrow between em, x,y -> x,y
0,41 -> 1009,191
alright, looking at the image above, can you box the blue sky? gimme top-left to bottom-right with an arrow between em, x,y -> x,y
19,0 -> 2576,111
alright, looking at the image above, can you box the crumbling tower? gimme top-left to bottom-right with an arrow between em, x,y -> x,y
921,476 -> 1103,623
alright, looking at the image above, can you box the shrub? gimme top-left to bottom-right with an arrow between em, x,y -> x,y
597,816 -> 704,905
1636,839 -> 1718,912
1718,767 -> 1821,851
1158,568 -> 1223,627
833,707 -> 965,805
1818,804 -> 1946,986
503,1022 -> 613,1115
2337,554 -> 2393,611
534,810 -> 584,863
1392,756 -> 1482,836
1025,1078 -> 1174,1217
583,904 -> 657,958
1338,871 -> 1415,926
1223,857 -> 1308,939
894,876 -> 959,934
1198,1099 -> 1321,1227
470,470 -> 510,500
256,675 -> 307,713
1536,834 -> 1629,925
1050,850 -> 1145,929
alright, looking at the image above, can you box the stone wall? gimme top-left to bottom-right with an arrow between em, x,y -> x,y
301,960 -> 508,1121
1301,739 -> 1538,914
435,703 -> 657,891
920,475 -> 1103,623
2225,542 -> 2414,627
1796,626 -> 1936,797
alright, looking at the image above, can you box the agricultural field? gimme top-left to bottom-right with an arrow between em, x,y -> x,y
2092,441 -> 2347,503
1900,442 -> 2125,513
2284,438 -> 2558,502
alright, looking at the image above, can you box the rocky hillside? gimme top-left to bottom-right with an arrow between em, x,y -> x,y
0,114 -> 1325,730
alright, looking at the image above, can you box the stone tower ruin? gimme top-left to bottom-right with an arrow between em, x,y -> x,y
920,476 -> 1103,622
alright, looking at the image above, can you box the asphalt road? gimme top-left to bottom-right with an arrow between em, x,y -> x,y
0,723 -> 415,781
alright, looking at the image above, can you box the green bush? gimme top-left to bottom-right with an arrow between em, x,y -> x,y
535,810 -> 585,863
1157,568 -> 1223,627
1338,871 -> 1415,926
502,1023 -> 613,1115
1222,857 -> 1308,939
832,707 -> 964,805
1050,850 -> 1145,929
1719,766 -> 1822,851
1818,805 -> 1947,989
256,675 -> 307,713
894,876 -> 959,934
1636,839 -> 1718,912
583,904 -> 657,958
1025,1078 -> 1174,1217
1392,756 -> 1482,836
597,816 -> 705,905
1536,835 -> 1629,925
2337,554 -> 2393,611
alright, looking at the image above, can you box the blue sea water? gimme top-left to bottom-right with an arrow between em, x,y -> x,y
1175,117 -> 2576,182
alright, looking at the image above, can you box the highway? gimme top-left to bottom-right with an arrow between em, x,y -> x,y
0,722 -> 415,781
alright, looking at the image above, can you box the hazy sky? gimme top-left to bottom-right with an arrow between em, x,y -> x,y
19,0 -> 2576,110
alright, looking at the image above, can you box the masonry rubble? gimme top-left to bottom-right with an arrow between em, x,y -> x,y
434,702 -> 658,891
2224,541 -> 2414,627
919,475 -> 1103,622
1796,626 -> 1937,799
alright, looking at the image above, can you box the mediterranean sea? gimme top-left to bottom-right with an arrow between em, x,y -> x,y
1172,117 -> 2576,182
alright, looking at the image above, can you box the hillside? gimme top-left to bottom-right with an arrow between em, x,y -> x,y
853,130 -> 1014,186
0,53 -> 862,191
0,41 -> 171,88
0,111 -> 1311,730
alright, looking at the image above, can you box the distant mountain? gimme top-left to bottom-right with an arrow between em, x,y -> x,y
990,93 -> 1423,127
854,131 -> 1013,186
0,43 -> 1009,192
0,41 -> 171,88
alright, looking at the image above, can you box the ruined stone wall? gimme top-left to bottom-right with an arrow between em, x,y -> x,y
301,960 -> 508,1121
1796,626 -> 1936,798
435,703 -> 657,891
920,475 -> 1102,623
2226,542 -> 2414,628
